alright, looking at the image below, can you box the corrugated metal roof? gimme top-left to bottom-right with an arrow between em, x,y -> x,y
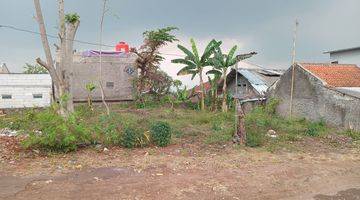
238,69 -> 268,96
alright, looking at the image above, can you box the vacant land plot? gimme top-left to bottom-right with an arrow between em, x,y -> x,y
1,106 -> 360,199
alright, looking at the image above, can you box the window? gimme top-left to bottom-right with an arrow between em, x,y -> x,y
33,94 -> 43,99
106,82 -> 114,89
1,94 -> 12,99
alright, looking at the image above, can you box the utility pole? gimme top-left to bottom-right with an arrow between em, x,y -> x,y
289,19 -> 299,117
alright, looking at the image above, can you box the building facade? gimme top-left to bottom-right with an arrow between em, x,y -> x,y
56,51 -> 138,102
0,74 -> 52,109
325,46 -> 360,66
270,63 -> 360,130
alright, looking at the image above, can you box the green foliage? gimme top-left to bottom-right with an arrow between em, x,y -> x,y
86,83 -> 96,92
65,13 -> 80,24
23,63 -> 48,74
133,27 -> 177,100
173,39 -> 221,78
205,131 -> 232,144
264,98 -> 280,115
120,128 -> 138,148
172,39 -> 222,110
150,70 -> 173,99
206,114 -> 234,144
246,130 -> 265,147
94,113 -> 122,145
150,121 -> 172,147
143,26 -> 178,45
22,108 -> 91,152
340,129 -> 360,141
305,120 -> 326,137
244,99 -> 329,150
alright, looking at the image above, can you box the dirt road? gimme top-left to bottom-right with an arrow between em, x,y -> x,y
1,137 -> 360,199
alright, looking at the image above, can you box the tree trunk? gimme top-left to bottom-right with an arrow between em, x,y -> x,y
34,0 -> 68,116
199,68 -> 205,110
234,99 -> 246,144
64,20 -> 80,113
211,86 -> 217,112
221,69 -> 228,112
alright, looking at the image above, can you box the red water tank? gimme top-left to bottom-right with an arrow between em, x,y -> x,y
115,41 -> 129,53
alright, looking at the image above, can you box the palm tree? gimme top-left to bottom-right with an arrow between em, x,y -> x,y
172,39 -> 221,110
207,45 -> 237,112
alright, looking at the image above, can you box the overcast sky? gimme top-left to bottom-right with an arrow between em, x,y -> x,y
1,0 -> 359,87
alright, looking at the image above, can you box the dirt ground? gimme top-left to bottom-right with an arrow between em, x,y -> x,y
1,136 -> 360,200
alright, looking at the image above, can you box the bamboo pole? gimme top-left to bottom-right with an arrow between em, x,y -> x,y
99,0 -> 110,115
289,19 -> 299,117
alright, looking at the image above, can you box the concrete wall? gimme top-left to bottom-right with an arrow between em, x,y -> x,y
0,74 -> 52,108
58,53 -> 137,102
330,49 -> 360,66
269,65 -> 360,130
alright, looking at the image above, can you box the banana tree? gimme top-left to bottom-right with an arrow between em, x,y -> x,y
207,45 -> 237,112
172,39 -> 221,110
207,73 -> 221,111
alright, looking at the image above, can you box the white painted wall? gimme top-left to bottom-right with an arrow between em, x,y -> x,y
330,49 -> 360,66
0,74 -> 52,108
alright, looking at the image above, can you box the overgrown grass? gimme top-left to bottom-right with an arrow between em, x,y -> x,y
339,129 -> 360,141
244,99 -> 331,151
1,99 -> 350,153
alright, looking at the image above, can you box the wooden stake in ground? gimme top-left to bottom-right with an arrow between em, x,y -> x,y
233,52 -> 257,144
235,99 -> 246,144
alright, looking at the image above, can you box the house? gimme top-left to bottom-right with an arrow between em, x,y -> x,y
223,68 -> 284,99
56,50 -> 137,102
324,46 -> 360,66
0,63 -> 9,74
189,62 -> 284,112
270,63 -> 360,130
0,74 -> 52,109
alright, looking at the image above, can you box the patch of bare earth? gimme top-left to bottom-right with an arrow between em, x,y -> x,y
1,136 -> 360,200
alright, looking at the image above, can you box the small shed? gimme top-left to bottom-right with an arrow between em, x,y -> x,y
223,68 -> 283,99
0,74 -> 52,109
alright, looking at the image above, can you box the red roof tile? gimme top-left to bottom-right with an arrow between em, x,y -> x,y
193,82 -> 212,93
300,63 -> 360,87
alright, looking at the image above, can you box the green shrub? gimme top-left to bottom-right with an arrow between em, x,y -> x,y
120,127 -> 138,148
305,120 -> 326,137
22,109 -> 91,152
150,121 -> 172,147
7,109 -> 37,130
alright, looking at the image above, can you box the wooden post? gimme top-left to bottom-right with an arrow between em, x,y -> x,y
236,99 -> 246,144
